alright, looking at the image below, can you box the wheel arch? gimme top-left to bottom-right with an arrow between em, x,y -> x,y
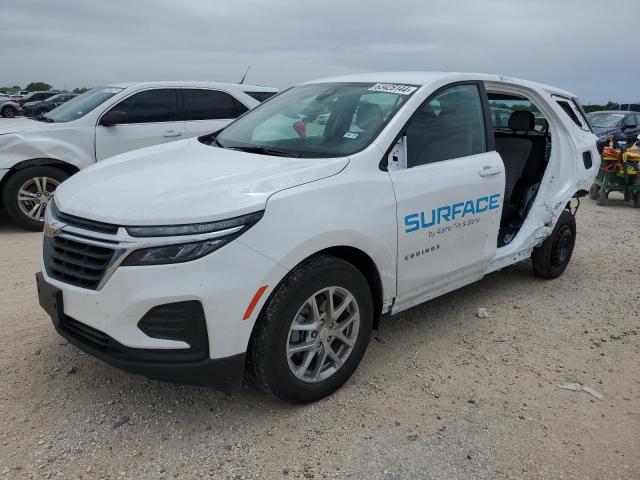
253,246 -> 385,334
0,158 -> 78,207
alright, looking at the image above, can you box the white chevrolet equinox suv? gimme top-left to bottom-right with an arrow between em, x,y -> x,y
36,72 -> 599,403
0,81 -> 277,230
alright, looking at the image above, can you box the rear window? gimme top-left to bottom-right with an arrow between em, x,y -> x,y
555,98 -> 590,132
245,91 -> 277,102
182,89 -> 247,120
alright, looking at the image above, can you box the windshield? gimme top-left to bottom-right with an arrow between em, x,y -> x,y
215,82 -> 418,158
44,86 -> 123,123
587,112 -> 625,128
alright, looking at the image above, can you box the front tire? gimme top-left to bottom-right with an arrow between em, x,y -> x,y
531,210 -> 576,279
36,108 -> 48,118
248,255 -> 373,403
2,166 -> 69,230
1,105 -> 17,118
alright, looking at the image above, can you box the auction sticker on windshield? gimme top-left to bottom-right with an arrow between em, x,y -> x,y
368,83 -> 418,95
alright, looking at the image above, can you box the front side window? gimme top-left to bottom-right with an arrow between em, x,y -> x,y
109,89 -> 178,124
215,82 -> 417,158
44,87 -> 123,123
182,89 -> 245,120
405,84 -> 486,168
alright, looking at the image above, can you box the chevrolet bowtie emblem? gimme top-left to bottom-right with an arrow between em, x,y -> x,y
43,222 -> 61,236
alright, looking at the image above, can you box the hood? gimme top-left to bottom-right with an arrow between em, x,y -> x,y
55,138 -> 349,226
0,117 -> 59,135
591,125 -> 621,137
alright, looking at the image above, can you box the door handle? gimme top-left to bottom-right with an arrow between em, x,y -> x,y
479,166 -> 501,177
163,130 -> 183,138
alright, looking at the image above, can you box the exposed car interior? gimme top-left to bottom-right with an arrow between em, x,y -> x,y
489,92 -> 551,247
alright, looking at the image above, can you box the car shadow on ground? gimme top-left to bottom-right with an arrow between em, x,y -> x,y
0,212 -> 31,233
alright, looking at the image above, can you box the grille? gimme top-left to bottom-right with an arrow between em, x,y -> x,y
60,314 -> 209,363
64,317 -> 110,350
44,235 -> 115,290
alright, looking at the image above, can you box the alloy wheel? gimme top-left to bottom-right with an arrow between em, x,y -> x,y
286,286 -> 360,383
16,176 -> 60,222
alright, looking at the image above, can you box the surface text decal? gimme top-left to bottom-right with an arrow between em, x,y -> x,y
404,193 -> 501,233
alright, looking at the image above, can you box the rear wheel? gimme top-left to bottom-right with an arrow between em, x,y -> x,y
596,187 -> 608,206
2,166 -> 69,230
249,255 -> 373,403
588,183 -> 599,200
1,105 -> 17,118
531,210 -> 576,279
36,108 -> 48,118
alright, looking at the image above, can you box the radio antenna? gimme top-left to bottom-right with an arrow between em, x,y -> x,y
240,66 -> 250,84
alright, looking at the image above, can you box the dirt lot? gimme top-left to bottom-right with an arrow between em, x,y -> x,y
0,196 -> 638,480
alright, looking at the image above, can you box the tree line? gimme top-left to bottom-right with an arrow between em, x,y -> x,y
0,82 -> 89,94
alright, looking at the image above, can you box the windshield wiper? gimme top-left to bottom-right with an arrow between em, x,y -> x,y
228,145 -> 301,158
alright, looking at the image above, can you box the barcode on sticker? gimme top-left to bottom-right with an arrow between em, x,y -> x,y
368,83 -> 417,95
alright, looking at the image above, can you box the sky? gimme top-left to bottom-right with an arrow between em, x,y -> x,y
1,0 -> 638,104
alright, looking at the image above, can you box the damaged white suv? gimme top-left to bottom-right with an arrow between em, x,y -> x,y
0,81 -> 277,230
36,72 -> 598,403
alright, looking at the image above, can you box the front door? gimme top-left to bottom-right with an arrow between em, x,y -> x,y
389,83 -> 505,304
95,88 -> 186,160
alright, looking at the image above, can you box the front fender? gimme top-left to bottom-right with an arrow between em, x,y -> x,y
0,132 -> 92,170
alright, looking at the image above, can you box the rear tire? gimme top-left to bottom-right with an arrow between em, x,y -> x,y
531,210 -> 576,280
36,108 -> 48,118
2,166 -> 69,230
248,255 -> 373,403
596,187 -> 608,206
1,105 -> 17,118
588,183 -> 599,200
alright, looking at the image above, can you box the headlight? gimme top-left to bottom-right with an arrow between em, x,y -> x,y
121,211 -> 263,266
121,238 -> 228,266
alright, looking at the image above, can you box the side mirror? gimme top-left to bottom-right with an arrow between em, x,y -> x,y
387,136 -> 407,171
100,110 -> 128,126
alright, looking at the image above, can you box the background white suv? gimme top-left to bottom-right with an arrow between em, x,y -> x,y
0,81 -> 277,229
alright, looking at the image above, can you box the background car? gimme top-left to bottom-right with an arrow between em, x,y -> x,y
17,90 -> 59,106
0,99 -> 21,118
21,93 -> 77,117
587,110 -> 640,151
611,102 -> 640,112
0,81 -> 277,229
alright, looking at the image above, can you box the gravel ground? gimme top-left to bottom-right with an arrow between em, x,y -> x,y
0,195 -> 638,480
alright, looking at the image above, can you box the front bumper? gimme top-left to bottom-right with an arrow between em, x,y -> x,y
37,272 -> 246,390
